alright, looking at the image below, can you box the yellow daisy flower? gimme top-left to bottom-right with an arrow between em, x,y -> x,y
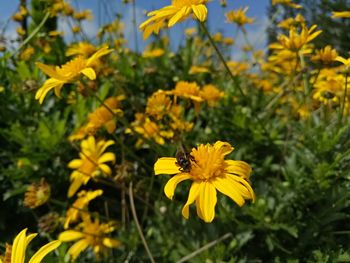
225,7 -> 255,26
199,84 -> 225,107
154,141 -> 255,223
64,189 -> 103,229
59,215 -> 120,260
272,25 -> 322,52
67,136 -> 115,197
311,45 -> 338,65
3,228 -> 61,263
139,0 -> 208,40
35,46 -> 113,104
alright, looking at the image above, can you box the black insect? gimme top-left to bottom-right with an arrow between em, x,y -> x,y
175,143 -> 195,172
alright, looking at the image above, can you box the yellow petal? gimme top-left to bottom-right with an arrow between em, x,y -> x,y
59,230 -> 84,242
214,141 -> 234,156
99,164 -> 112,175
164,173 -> 191,200
28,240 -> 61,263
168,6 -> 189,27
86,46 -> 113,66
225,160 -> 252,179
68,177 -> 84,198
80,67 -> 96,80
103,238 -> 121,248
199,181 -> 217,223
68,159 -> 82,169
230,175 -> 256,202
36,62 -> 64,80
181,181 -> 201,219
68,239 -> 89,260
35,78 -> 65,104
154,157 -> 179,175
99,152 -> 116,164
12,228 -> 31,263
212,175 -> 245,206
192,4 -> 207,22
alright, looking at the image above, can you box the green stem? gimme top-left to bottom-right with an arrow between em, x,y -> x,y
339,72 -> 349,124
199,22 -> 246,98
11,12 -> 50,57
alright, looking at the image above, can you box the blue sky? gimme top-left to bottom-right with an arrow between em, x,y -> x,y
0,0 -> 270,56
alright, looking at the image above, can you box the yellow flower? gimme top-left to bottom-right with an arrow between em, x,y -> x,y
67,136 -> 115,197
139,0 -> 208,40
227,61 -> 250,75
16,27 -> 26,36
128,113 -> 174,147
184,27 -> 197,36
5,228 -> 61,263
225,7 -> 254,26
142,48 -> 165,58
66,42 -> 97,57
189,65 -> 210,74
272,0 -> 302,9
59,215 -> 120,260
73,10 -> 93,20
277,14 -> 305,29
19,46 -> 35,61
35,46 -> 113,104
168,81 -> 203,102
311,45 -> 338,65
168,104 -> 194,132
146,91 -> 172,120
87,95 -> 124,134
12,6 -> 28,22
200,84 -> 225,107
272,25 -> 322,52
154,141 -> 255,222
332,11 -> 350,18
23,178 -> 51,209
48,31 -> 64,37
72,26 -> 81,34
64,189 -> 103,229
336,56 -> 350,69
313,69 -> 346,105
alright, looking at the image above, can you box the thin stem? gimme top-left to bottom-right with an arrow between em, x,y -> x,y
128,182 -> 156,263
132,0 -> 139,53
176,233 -> 233,263
199,22 -> 245,98
339,72 -> 349,124
11,12 -> 50,57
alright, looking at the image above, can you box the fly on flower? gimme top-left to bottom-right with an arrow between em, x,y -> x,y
175,143 -> 195,172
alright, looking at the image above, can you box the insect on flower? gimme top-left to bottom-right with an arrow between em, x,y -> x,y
175,143 -> 195,172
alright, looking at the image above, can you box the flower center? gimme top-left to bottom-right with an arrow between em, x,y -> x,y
189,144 -> 227,181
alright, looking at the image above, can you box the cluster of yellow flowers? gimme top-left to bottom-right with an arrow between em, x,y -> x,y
17,0 -> 350,260
128,81 -> 224,147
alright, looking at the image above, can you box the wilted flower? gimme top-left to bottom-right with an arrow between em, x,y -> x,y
24,178 -> 51,209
